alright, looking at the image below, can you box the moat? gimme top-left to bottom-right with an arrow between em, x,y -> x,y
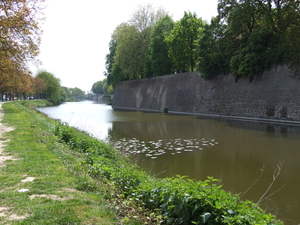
38,100 -> 300,225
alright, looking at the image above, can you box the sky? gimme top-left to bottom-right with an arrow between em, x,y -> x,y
33,0 -> 219,92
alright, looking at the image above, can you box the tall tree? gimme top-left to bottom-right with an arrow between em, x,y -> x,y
105,4 -> 167,86
197,17 -> 230,78
165,12 -> 205,72
105,32 -> 118,87
144,15 -> 175,77
129,4 -> 167,33
92,80 -> 105,94
0,0 -> 44,76
113,23 -> 142,80
0,0 -> 44,98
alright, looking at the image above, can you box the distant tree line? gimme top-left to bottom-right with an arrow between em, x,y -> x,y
35,71 -> 85,105
104,1 -> 300,88
91,78 -> 113,95
61,86 -> 86,100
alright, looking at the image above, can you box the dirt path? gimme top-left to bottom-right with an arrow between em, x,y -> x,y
0,102 -> 15,168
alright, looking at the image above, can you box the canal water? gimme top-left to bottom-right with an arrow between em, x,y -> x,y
38,101 -> 300,225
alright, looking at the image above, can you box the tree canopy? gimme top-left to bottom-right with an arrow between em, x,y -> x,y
206,0 -> 300,78
144,15 -> 175,77
165,12 -> 205,72
92,79 -> 113,95
105,5 -> 168,87
36,71 -> 64,105
0,0 -> 45,96
104,2 -> 300,86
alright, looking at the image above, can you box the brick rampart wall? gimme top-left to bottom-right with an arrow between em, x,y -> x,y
112,65 -> 300,120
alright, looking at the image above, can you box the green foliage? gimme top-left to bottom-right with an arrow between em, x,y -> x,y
36,70 -> 64,105
207,0 -> 300,78
54,124 -> 119,161
53,121 -> 283,225
104,1 -> 300,81
69,87 -> 85,98
92,80 -> 105,94
18,99 -> 54,108
105,5 -> 168,86
105,35 -> 118,87
60,86 -> 85,100
135,176 -> 280,224
61,86 -> 71,97
197,17 -> 230,77
114,23 -> 143,80
165,12 -> 205,72
144,15 -> 175,77
92,78 -> 114,95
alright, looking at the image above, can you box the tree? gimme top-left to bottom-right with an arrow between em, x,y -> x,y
36,71 -> 63,105
113,23 -> 142,80
34,77 -> 47,96
105,32 -> 118,87
61,86 -> 71,98
144,15 -> 175,77
215,0 -> 300,78
197,17 -> 231,78
102,80 -> 114,95
92,79 -> 114,95
69,87 -> 85,99
0,0 -> 44,100
92,81 -> 104,94
129,4 -> 167,33
165,12 -> 205,72
0,0 -> 44,88
105,4 -> 167,86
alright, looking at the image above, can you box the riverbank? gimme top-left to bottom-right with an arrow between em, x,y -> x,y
0,101 -> 119,224
0,101 -> 284,224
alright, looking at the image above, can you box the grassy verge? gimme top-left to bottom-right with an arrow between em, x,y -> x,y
0,100 -> 284,225
0,101 -> 119,224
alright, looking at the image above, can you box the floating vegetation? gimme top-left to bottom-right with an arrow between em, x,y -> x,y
113,137 -> 219,159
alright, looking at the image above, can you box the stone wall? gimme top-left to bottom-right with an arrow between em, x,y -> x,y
112,65 -> 300,121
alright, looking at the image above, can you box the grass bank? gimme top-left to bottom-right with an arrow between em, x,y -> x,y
0,100 -> 283,225
0,101 -> 120,224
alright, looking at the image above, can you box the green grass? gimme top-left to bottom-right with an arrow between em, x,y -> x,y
0,102 -> 119,224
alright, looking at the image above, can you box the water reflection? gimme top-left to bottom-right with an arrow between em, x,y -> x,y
39,101 -> 300,225
107,111 -> 300,225
38,101 -> 112,140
